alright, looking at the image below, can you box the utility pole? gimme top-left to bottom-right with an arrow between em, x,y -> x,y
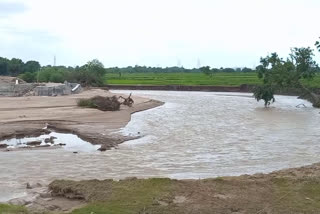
197,58 -> 201,69
54,55 -> 56,67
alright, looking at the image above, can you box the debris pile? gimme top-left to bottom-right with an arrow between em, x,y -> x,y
77,94 -> 134,111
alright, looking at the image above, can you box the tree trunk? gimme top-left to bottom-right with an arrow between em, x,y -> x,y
298,82 -> 320,108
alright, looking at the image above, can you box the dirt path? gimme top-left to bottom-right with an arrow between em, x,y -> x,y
0,89 -> 163,147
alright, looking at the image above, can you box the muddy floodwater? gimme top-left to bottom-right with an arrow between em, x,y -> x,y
1,91 -> 320,202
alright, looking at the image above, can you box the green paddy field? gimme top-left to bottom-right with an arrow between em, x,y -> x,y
105,72 -> 320,88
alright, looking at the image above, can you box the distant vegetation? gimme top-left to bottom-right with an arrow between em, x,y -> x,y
0,57 -> 106,86
1,38 -> 319,89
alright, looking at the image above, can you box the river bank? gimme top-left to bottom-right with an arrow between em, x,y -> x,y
4,162 -> 320,214
103,84 -> 320,97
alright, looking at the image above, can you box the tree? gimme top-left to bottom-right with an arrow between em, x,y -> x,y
315,37 -> 320,52
254,47 -> 320,107
8,58 -> 24,76
200,66 -> 217,78
0,57 -> 9,75
24,61 -> 40,73
75,59 -> 106,86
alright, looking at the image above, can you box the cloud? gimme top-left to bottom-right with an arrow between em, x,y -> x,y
0,1 -> 27,17
0,0 -> 319,68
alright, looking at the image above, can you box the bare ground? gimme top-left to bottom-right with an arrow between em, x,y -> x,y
0,89 -> 163,148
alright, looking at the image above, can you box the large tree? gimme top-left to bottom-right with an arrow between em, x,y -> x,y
75,59 -> 106,86
24,60 -> 41,73
253,47 -> 320,107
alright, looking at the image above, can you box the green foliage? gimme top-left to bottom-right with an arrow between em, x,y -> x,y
315,37 -> 320,52
24,61 -> 40,73
73,59 -> 106,86
18,72 -> 37,83
253,85 -> 275,107
0,57 -> 40,76
254,47 -> 319,107
49,71 -> 65,83
0,57 -> 9,75
77,98 -> 96,108
8,58 -> 24,76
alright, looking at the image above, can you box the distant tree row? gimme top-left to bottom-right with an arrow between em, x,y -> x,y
0,57 -> 40,76
0,56 -> 257,78
18,59 -> 106,87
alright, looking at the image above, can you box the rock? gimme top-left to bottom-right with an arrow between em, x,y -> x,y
8,198 -> 31,206
46,204 -> 60,211
26,182 -> 42,189
0,144 -> 8,149
58,143 -> 66,146
173,196 -> 186,204
26,182 -> 32,189
44,136 -> 57,144
26,140 -> 42,146
73,152 -> 78,154
44,138 -> 51,143
98,144 -> 111,151
39,192 -> 52,198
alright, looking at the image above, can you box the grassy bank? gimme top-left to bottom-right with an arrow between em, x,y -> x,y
4,163 -> 320,214
49,175 -> 320,214
0,204 -> 28,214
105,72 -> 320,88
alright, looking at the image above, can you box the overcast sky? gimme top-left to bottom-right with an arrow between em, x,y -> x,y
0,0 -> 319,68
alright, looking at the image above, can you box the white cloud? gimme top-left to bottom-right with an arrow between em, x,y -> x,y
0,0 -> 319,67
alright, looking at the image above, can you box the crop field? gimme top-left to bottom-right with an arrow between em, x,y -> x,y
105,72 -> 320,87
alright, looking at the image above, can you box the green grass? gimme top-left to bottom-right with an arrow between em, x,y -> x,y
104,72 -> 320,88
105,72 -> 261,86
271,177 -> 320,213
69,178 -> 174,214
0,204 -> 28,214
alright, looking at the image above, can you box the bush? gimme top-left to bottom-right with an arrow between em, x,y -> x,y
77,98 -> 96,108
77,96 -> 121,111
19,71 -> 37,83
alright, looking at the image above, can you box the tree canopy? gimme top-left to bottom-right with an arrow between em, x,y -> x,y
253,47 -> 319,107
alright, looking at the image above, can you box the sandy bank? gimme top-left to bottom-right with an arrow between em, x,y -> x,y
0,89 -> 163,148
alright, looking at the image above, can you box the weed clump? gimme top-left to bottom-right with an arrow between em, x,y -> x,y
77,96 -> 121,111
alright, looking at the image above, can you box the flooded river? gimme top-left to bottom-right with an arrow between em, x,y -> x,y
1,91 -> 320,202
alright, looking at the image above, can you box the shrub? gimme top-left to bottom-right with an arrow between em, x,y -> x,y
77,96 -> 121,111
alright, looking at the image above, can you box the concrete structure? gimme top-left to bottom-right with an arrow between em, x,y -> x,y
34,82 -> 82,96
0,80 -> 82,97
0,83 -> 37,97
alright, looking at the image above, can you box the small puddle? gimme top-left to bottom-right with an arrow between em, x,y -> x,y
0,132 -> 100,152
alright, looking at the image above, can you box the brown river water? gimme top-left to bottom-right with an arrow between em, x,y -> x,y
0,91 -> 320,202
